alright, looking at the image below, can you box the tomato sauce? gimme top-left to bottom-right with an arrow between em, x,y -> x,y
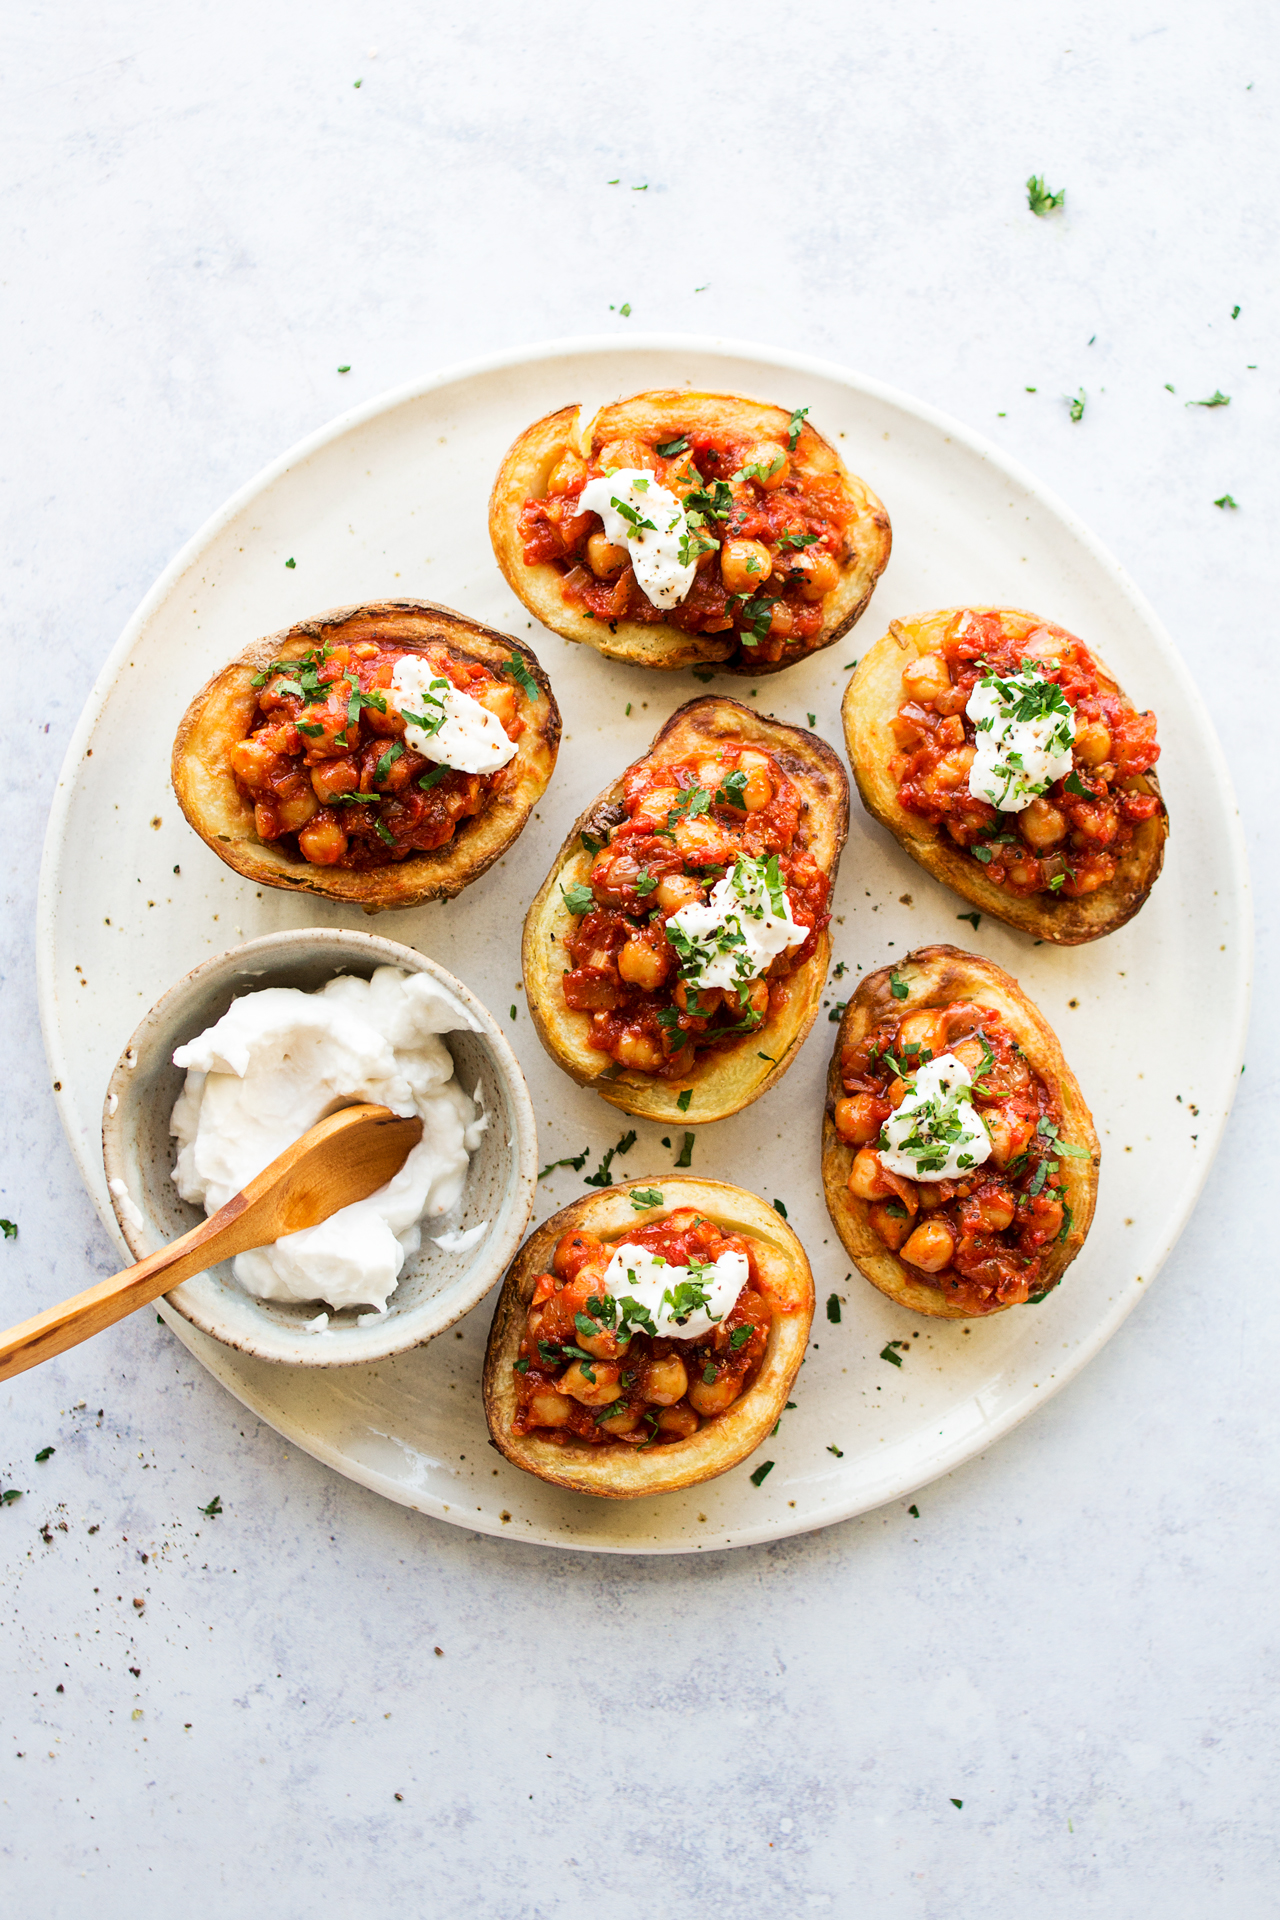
517,425 -> 856,665
891,610 -> 1161,900
228,639 -> 521,870
835,999 -> 1075,1313
559,744 -> 829,1078
512,1208 -> 772,1446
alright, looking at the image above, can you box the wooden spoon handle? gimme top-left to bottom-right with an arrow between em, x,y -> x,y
0,1104 -> 423,1383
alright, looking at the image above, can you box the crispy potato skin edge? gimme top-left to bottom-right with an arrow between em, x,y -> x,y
482,1177 -> 815,1498
170,599 -> 561,911
820,944 -> 1100,1320
521,696 -> 849,1124
487,390 -> 891,675
842,608 -> 1168,944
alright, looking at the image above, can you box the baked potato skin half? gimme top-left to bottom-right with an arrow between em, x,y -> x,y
843,608 -> 1167,944
822,944 -> 1100,1319
483,1178 -> 814,1499
488,389 -> 891,675
521,696 -> 849,1126
171,599 -> 560,912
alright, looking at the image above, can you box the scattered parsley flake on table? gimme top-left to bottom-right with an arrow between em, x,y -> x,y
1214,494 -> 1239,509
749,1461 -> 774,1487
1188,390 -> 1230,408
199,1496 -> 222,1517
880,1342 -> 908,1367
285,557 -> 296,568
1065,390 -> 1085,422
826,1294 -> 842,1324
1026,174 -> 1065,215
772,1198 -> 788,1219
35,1447 -> 55,1463
0,1219 -> 16,1239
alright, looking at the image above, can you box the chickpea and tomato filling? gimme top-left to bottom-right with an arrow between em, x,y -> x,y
512,1209 -> 773,1445
559,745 -> 830,1077
517,419 -> 854,664
227,639 -> 522,870
891,610 -> 1161,900
834,998 -> 1085,1312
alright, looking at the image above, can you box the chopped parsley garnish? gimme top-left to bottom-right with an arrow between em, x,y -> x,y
296,721 -> 324,739
1026,174 -> 1065,216
503,651 -> 540,700
778,531 -> 818,550
611,495 -> 657,537
1064,769 -> 1090,798
199,1495 -> 223,1517
513,1357 -> 530,1373
749,1461 -> 775,1487
889,970 -> 909,1000
957,912 -> 981,930
629,1187 -> 664,1210
807,712 -> 816,728
635,870 -> 658,895
373,818 -> 395,846
714,769 -> 748,806
880,1342 -> 906,1367
827,1445 -> 844,1458
561,881 -> 595,916
0,1489 -> 21,1505
675,1132 -> 695,1168
250,642 -> 336,699
826,1293 -> 841,1324
1066,389 -> 1086,422
0,1219 -> 15,1240
418,764 -> 451,790
828,1001 -> 847,1023
786,405 -> 809,449
583,1132 -> 637,1188
655,434 -> 690,457
733,450 -> 786,484
373,741 -> 403,783
730,1325 -> 753,1351
1187,390 -> 1230,408
35,1446 -> 55,1463
772,1198 -> 788,1219
594,1400 -> 628,1424
580,830 -> 604,855
1214,493 -> 1239,509
702,1362 -> 717,1385
676,1089 -> 693,1112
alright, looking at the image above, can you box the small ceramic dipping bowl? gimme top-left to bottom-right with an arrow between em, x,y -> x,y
101,928 -> 537,1367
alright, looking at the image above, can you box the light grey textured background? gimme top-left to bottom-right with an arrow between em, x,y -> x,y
1,5 -> 1273,1915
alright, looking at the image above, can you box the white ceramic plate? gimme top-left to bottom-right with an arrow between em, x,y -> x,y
37,336 -> 1251,1554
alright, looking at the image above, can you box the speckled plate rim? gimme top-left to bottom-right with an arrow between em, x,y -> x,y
36,333 -> 1253,1554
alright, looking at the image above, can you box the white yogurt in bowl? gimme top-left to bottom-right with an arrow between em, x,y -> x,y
171,968 -> 490,1314
101,930 -> 538,1368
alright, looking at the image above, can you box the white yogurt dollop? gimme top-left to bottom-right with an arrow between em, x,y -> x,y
666,855 -> 805,1001
878,1052 -> 992,1183
966,664 -> 1076,812
600,1242 -> 749,1342
577,469 -> 696,611
388,657 -> 518,773
171,967 -> 486,1312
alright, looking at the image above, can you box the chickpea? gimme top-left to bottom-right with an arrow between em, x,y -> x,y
297,816 -> 348,865
629,785 -> 682,832
548,451 -> 587,495
672,814 -> 735,866
310,758 -> 359,803
848,1147 -> 894,1202
795,547 -> 842,601
613,1031 -> 665,1072
740,440 -> 790,489
656,1404 -> 700,1439
741,767 -> 774,811
641,1355 -> 689,1406
900,1218 -> 957,1273
559,1360 -> 621,1407
526,1392 -> 571,1428
595,1404 -> 643,1435
595,437 -> 650,474
573,1315 -> 630,1361
896,1009 -> 941,1055
473,681 -> 518,729
655,871 -> 704,915
276,787 -> 319,833
1074,721 -> 1111,768
931,745 -> 977,791
688,1370 -> 742,1417
1005,858 -> 1042,891
834,1094 -> 884,1145
869,1200 -> 913,1252
229,737 -> 280,790
901,650 -> 953,705
720,539 -> 773,594
587,532 -> 629,580
972,1184 -> 1017,1232
887,1076 -> 908,1110
948,1036 -> 989,1079
987,1107 -> 1035,1170
1021,796 -> 1067,851
617,934 -> 670,992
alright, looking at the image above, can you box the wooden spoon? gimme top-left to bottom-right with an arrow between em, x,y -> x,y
0,1103 -> 424,1383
